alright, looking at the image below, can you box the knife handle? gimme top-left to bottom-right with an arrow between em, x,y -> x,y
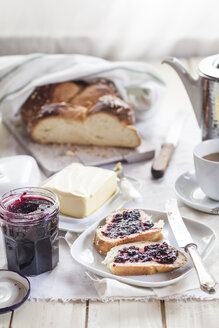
151,143 -> 174,179
185,243 -> 216,294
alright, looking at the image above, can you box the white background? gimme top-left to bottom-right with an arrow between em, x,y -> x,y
0,0 -> 219,59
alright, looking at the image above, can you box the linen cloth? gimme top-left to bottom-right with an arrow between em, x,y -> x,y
0,53 -> 164,123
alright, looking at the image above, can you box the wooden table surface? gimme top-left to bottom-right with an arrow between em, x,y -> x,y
1,58 -> 219,328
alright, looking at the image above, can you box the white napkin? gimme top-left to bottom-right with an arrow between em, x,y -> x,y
0,53 -> 165,122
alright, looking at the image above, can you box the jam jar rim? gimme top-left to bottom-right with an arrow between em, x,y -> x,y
0,186 -> 59,225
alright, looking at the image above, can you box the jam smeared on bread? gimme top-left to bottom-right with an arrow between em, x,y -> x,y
95,209 -> 187,276
94,209 -> 164,255
114,242 -> 178,265
101,209 -> 154,239
103,241 -> 187,276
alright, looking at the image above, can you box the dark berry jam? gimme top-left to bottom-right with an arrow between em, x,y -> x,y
8,193 -> 51,214
114,242 -> 178,265
101,210 -> 154,239
0,188 -> 59,276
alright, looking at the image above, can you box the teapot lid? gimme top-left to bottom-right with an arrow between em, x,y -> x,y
199,55 -> 219,80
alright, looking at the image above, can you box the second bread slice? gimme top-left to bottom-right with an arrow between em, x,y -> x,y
103,241 -> 187,275
94,209 -> 164,255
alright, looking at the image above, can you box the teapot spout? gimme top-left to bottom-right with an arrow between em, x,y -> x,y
162,57 -> 202,126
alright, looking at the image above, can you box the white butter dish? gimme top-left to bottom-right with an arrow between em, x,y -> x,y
0,155 -> 42,196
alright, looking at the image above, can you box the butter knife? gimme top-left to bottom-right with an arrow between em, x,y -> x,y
165,199 -> 216,294
151,112 -> 186,179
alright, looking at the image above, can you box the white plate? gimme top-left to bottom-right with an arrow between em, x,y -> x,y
175,170 -> 219,214
70,209 -> 216,288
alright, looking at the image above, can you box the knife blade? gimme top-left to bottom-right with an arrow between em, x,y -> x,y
165,199 -> 216,294
77,139 -> 155,166
151,112 -> 186,179
77,149 -> 155,166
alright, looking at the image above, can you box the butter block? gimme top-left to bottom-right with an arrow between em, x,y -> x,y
42,163 -> 117,218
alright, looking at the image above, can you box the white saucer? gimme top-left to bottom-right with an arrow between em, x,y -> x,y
0,270 -> 30,314
175,170 -> 219,214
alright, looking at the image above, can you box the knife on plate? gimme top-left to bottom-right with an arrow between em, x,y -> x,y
165,199 -> 216,294
151,113 -> 186,179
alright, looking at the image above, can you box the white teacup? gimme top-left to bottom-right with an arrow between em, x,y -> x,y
194,138 -> 219,200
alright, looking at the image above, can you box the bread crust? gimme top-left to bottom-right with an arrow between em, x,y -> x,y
109,263 -> 181,275
109,256 -> 186,275
94,209 -> 164,255
104,242 -> 187,276
70,81 -> 118,109
28,103 -> 88,131
29,95 -> 135,128
21,82 -> 84,125
94,230 -> 163,255
88,95 -> 135,125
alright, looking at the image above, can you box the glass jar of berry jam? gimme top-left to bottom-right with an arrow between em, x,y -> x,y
0,187 -> 59,276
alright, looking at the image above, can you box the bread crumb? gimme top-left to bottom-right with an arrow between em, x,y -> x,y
63,150 -> 76,157
114,162 -> 122,171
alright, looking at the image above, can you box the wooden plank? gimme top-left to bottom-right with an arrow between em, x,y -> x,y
165,300 -> 219,328
0,312 -> 12,328
88,300 -> 163,328
11,300 -> 86,328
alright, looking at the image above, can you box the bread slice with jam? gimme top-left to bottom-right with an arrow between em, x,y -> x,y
103,241 -> 187,275
94,209 -> 164,255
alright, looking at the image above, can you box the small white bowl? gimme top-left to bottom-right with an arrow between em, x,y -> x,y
0,155 -> 42,196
